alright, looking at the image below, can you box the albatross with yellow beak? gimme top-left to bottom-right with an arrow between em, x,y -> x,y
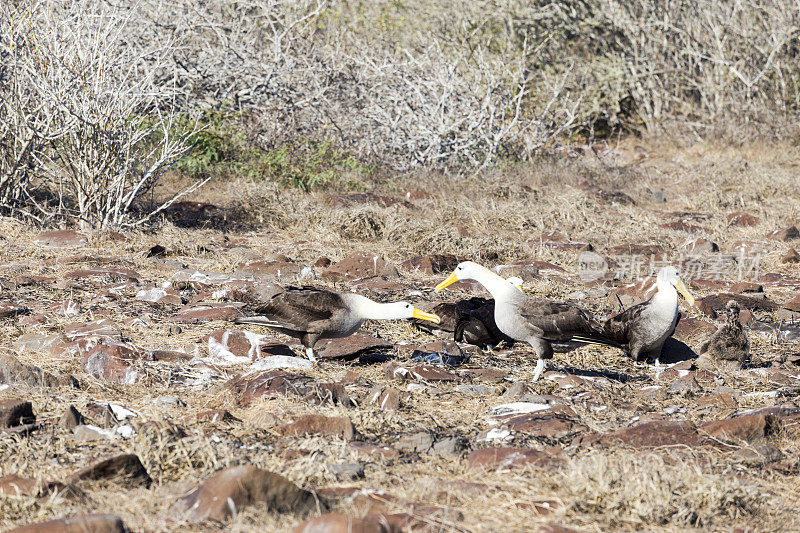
602,266 -> 695,366
435,262 -> 622,381
235,286 -> 440,362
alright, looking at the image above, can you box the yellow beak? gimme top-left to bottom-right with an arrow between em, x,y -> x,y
434,272 -> 459,293
412,308 -> 441,324
675,278 -> 695,307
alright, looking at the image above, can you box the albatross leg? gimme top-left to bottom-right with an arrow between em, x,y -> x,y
305,347 -> 318,363
532,358 -> 546,381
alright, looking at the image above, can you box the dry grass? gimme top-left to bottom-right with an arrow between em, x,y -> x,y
2,139 -> 800,531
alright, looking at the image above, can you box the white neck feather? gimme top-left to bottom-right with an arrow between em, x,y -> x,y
345,294 -> 401,320
652,277 -> 678,313
468,266 -> 520,302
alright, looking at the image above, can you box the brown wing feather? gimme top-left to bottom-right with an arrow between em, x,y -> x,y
252,286 -> 342,333
516,300 -> 614,345
602,301 -> 649,345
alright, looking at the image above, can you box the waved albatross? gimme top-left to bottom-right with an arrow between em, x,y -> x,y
435,261 -> 621,381
602,266 -> 695,366
235,286 -> 440,361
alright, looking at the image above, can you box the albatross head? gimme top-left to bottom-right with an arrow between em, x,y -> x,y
434,261 -> 520,300
361,301 -> 441,323
435,261 -> 489,292
657,266 -> 695,306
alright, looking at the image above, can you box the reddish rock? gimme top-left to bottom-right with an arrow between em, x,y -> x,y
64,319 -> 121,340
0,353 -> 77,389
399,254 -> 459,275
784,294 -> 800,312
695,393 -> 737,409
235,260 -> 306,280
672,318 -> 717,339
171,303 -> 245,323
315,257 -> 332,268
277,415 -> 355,440
182,409 -> 238,425
411,365 -> 459,382
65,267 -> 140,282
726,212 -> 760,227
205,328 -> 294,361
681,237 -> 718,254
467,446 -> 565,470
660,221 -> 703,232
499,414 -> 587,439
700,414 -> 777,444
607,244 -> 664,256
292,512 -> 401,533
0,400 -> 35,428
226,371 -> 316,405
695,294 -> 778,315
589,420 -> 701,448
66,454 -> 151,488
135,287 -> 182,305
0,301 -> 29,318
367,386 -> 401,411
0,474 -> 38,496
767,225 -> 800,241
730,281 -> 764,294
35,229 -> 88,247
321,252 -> 399,281
347,441 -> 400,461
82,339 -> 150,384
492,263 -> 540,281
783,248 -> 800,263
459,368 -> 509,383
7,514 -> 128,533
315,335 -> 392,360
170,465 -> 320,522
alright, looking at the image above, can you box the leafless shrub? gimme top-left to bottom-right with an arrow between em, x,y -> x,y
1,0 -> 204,228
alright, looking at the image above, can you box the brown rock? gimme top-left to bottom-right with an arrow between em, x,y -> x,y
411,365 -> 459,382
0,353 -> 77,389
171,303 -> 245,323
700,414 -> 777,444
347,442 -> 400,461
0,474 -> 38,496
66,454 -> 151,488
292,512 -> 401,533
35,229 -> 88,247
7,514 -> 128,533
660,221 -> 704,232
468,446 -> 565,470
60,405 -> 85,430
695,293 -> 778,315
399,254 -> 459,275
170,465 -> 321,522
784,294 -> 800,313
315,335 -> 392,360
767,225 -> 800,241
135,287 -> 182,305
205,328 -> 294,361
0,301 -> 28,318
0,400 -> 35,428
64,319 -> 121,340
277,415 -> 355,440
367,386 -> 401,411
182,409 -> 238,425
783,248 -> 800,263
589,420 -> 701,448
315,257 -> 332,268
235,260 -> 305,280
81,340 -> 150,384
227,370 -> 316,405
499,414 -> 587,439
681,237 -> 718,254
672,317 -> 717,339
726,212 -> 760,227
65,267 -> 139,282
321,252 -> 399,281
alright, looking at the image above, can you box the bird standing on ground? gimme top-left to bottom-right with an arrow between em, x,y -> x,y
602,266 -> 695,366
698,300 -> 749,367
235,286 -> 440,361
435,261 -> 621,381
